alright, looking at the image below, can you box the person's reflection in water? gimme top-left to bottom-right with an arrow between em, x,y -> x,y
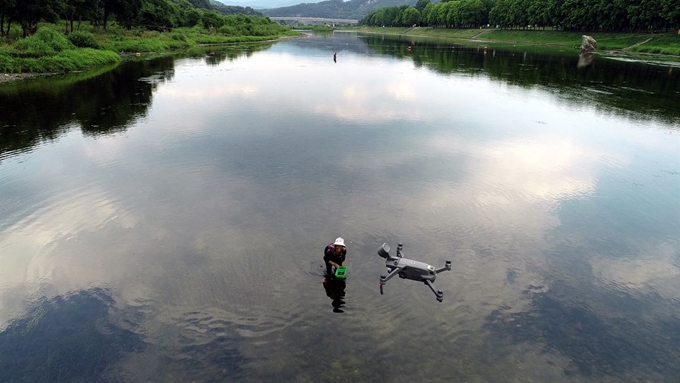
323,276 -> 346,313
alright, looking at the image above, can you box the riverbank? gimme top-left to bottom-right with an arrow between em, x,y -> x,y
0,23 -> 299,82
354,27 -> 680,58
0,72 -> 57,84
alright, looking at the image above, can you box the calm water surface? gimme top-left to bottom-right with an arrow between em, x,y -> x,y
1,32 -> 679,382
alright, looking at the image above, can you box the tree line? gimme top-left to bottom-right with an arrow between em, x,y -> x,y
0,0 -> 263,37
360,0 -> 680,32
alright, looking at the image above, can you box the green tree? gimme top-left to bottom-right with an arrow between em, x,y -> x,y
480,0 -> 495,24
14,0 -> 63,36
201,10 -> 224,29
187,0 -> 211,9
489,0 -> 509,27
440,1 -> 455,28
63,0 -> 101,33
101,0 -> 142,30
139,0 -> 178,30
0,0 -> 16,37
421,2 -> 436,26
401,6 -> 421,26
434,2 -> 448,27
637,0 -> 664,31
458,0 -> 486,28
388,6 -> 403,26
184,7 -> 202,27
546,0 -> 564,29
661,0 -> 680,29
415,0 -> 430,13
527,0 -> 550,29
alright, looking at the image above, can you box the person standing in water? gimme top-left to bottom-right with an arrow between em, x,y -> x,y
324,237 -> 346,277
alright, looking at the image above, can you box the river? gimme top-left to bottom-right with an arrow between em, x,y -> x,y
0,32 -> 679,382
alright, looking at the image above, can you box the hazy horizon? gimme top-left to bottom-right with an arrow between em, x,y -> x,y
214,0 -> 328,10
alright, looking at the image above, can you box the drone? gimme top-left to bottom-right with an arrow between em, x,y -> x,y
378,243 -> 452,302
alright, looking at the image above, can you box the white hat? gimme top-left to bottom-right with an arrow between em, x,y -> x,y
333,237 -> 346,247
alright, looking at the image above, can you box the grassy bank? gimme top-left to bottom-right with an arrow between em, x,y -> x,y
0,23 -> 298,74
355,27 -> 680,57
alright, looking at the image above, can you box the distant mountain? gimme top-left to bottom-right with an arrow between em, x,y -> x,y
263,0 -> 418,20
210,0 -> 264,15
189,0 -> 213,9
211,0 -> 322,9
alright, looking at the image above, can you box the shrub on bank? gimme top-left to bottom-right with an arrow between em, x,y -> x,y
13,28 -> 76,57
38,28 -> 75,51
0,48 -> 120,73
170,31 -> 192,44
13,38 -> 56,57
18,28 -> 74,52
0,51 -> 13,73
68,31 -> 100,49
103,38 -> 178,53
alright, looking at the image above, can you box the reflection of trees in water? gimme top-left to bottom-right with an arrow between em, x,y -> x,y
0,288 -> 249,382
0,57 -> 176,160
0,288 -> 145,382
359,35 -> 680,125
288,32 -> 374,56
183,44 -> 275,67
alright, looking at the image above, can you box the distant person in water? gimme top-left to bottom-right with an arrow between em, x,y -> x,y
333,52 -> 337,63
324,237 -> 346,277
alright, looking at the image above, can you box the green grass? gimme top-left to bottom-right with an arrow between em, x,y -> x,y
628,34 -> 680,55
0,48 -> 120,73
312,26 -> 333,32
405,27 -> 484,39
96,27 -> 296,52
1,23 -> 299,74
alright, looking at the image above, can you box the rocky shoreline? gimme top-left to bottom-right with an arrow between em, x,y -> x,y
0,72 -> 59,84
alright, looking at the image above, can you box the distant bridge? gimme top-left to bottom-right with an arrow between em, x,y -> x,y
269,17 -> 359,26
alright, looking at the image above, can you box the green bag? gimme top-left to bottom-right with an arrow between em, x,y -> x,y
334,266 -> 347,279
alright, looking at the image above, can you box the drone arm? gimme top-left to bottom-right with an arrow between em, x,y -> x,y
435,261 -> 452,274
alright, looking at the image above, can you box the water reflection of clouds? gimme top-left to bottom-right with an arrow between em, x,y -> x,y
316,81 -> 421,122
435,137 -> 601,198
0,191 -> 136,292
590,241 -> 680,299
156,83 -> 260,100
147,52 -> 429,125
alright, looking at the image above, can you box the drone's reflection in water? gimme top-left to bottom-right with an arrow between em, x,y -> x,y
323,277 -> 346,313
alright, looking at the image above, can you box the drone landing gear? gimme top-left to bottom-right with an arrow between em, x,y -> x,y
378,269 -> 444,302
424,280 -> 444,302
379,266 -> 401,295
